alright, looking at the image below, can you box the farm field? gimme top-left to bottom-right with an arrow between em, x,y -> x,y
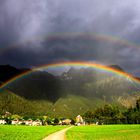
66,125 -> 140,140
0,125 -> 67,140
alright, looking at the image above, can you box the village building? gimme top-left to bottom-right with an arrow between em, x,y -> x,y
58,118 -> 72,125
75,115 -> 85,126
18,120 -> 24,125
61,119 -> 71,125
0,119 -> 6,125
25,119 -> 33,126
24,119 -> 42,126
32,120 -> 42,126
11,119 -> 19,125
11,119 -> 24,125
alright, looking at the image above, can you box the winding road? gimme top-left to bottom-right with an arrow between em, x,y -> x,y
43,126 -> 73,140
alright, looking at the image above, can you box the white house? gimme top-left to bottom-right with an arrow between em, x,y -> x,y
75,115 -> 85,126
24,119 -> 42,126
0,119 -> 6,125
32,120 -> 42,126
11,120 -> 24,125
11,120 -> 19,125
25,119 -> 33,126
61,119 -> 71,125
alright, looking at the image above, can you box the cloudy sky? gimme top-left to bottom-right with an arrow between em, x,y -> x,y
0,0 -> 140,76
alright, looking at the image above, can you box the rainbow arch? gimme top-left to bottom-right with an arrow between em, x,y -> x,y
1,32 -> 140,55
0,61 -> 140,89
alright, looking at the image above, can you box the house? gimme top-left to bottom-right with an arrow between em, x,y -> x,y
32,120 -> 42,126
59,118 -> 72,125
11,119 -> 24,125
24,119 -> 42,126
75,115 -> 85,126
25,119 -> 33,126
0,119 -> 6,125
11,119 -> 19,125
96,122 -> 99,125
62,119 -> 71,125
18,120 -> 24,125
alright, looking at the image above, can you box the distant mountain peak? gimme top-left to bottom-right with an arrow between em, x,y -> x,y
108,65 -> 124,71
0,64 -> 29,82
0,64 -> 18,70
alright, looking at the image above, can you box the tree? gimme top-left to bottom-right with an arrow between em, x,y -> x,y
83,111 -> 94,124
53,118 -> 59,125
136,98 -> 140,110
46,118 -> 53,125
11,114 -> 22,120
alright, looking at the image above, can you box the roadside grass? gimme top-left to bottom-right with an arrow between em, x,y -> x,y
66,125 -> 140,140
0,125 -> 67,140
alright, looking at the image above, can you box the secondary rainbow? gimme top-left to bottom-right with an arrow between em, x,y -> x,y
1,33 -> 140,55
0,61 -> 140,89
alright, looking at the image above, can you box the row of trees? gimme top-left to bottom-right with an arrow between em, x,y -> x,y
83,98 -> 140,124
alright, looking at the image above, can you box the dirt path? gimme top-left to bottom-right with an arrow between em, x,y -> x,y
43,126 -> 73,140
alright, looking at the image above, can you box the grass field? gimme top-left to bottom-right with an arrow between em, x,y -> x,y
66,125 -> 140,140
0,125 -> 67,140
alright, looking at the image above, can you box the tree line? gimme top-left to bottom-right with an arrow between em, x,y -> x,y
83,98 -> 140,124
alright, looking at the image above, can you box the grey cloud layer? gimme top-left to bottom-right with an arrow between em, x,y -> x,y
0,0 -> 140,75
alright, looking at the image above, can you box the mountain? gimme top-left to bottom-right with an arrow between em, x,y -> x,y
0,64 -> 140,117
7,71 -> 62,102
0,89 -> 53,116
2,65 -> 134,101
0,89 -> 106,117
0,65 -> 29,83
0,89 -> 139,118
108,65 -> 124,71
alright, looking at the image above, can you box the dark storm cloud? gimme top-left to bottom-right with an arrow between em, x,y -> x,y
0,0 -> 140,75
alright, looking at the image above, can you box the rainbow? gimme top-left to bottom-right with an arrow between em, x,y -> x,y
1,33 -> 140,55
0,61 -> 140,89
22,32 -> 140,49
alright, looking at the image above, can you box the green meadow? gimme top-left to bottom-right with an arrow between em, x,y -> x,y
0,125 -> 140,140
0,125 -> 66,140
66,125 -> 140,140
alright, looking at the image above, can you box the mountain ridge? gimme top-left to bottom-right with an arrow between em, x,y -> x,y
0,64 -> 140,118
